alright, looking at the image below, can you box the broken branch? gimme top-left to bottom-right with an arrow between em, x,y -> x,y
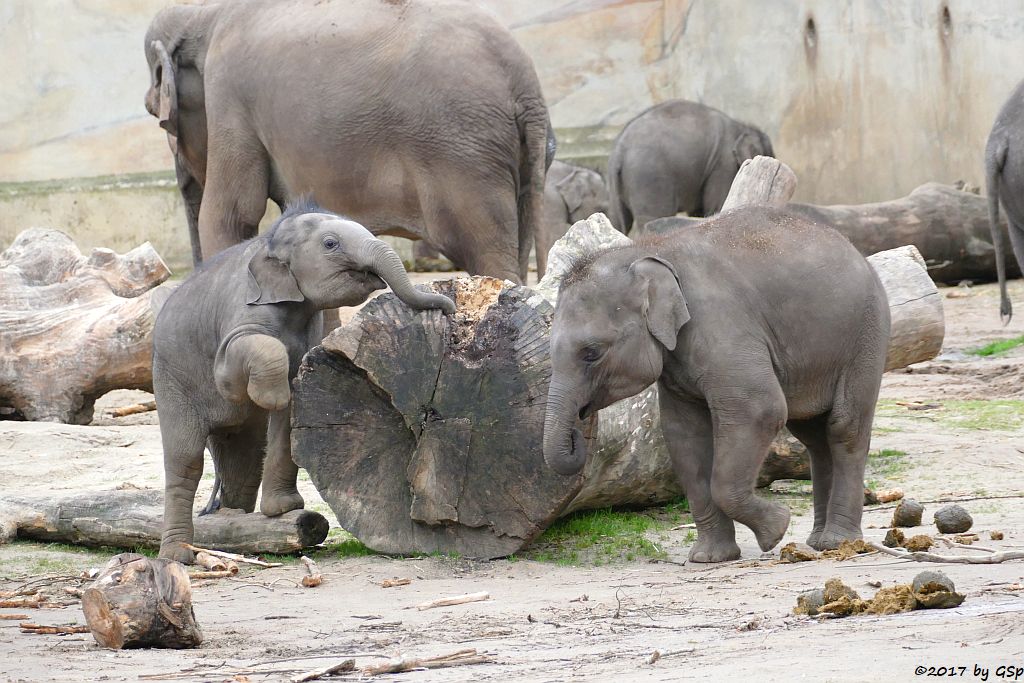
362,648 -> 492,676
300,556 -> 322,588
185,545 -> 283,568
414,591 -> 491,611
291,658 -> 355,682
869,542 -> 1024,564
20,622 -> 90,635
109,400 -> 157,418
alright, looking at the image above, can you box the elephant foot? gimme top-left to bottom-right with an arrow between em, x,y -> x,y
159,539 -> 196,565
688,534 -> 741,563
750,503 -> 791,552
806,526 -> 825,549
260,489 -> 304,517
807,525 -> 862,551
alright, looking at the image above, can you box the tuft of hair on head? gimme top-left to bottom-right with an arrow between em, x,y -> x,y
265,195 -> 338,245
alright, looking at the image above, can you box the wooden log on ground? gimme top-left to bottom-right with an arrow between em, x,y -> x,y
0,229 -> 172,423
292,160 -> 945,557
82,553 -> 202,649
0,490 -> 328,554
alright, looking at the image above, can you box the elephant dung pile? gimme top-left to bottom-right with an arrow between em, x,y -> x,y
794,572 -> 964,618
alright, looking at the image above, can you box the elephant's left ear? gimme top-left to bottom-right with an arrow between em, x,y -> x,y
556,169 -> 585,215
246,242 -> 305,305
629,256 -> 690,351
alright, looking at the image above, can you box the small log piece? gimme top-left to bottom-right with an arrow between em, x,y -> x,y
719,155 -> 798,213
0,490 -> 328,554
300,556 -> 323,587
0,229 -> 172,423
81,553 -> 202,649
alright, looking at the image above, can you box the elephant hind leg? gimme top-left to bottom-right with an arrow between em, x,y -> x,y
786,416 -> 834,550
207,417 -> 268,514
158,405 -> 208,565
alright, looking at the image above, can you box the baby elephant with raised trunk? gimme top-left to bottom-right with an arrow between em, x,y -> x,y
544,207 -> 890,562
153,202 -> 455,563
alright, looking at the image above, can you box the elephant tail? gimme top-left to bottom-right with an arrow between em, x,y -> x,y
607,147 -> 632,234
986,135 -> 1011,323
516,103 -> 551,284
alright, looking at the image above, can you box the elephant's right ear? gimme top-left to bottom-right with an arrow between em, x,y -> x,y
152,40 -> 178,137
246,243 -> 305,305
629,256 -> 690,351
556,169 -> 585,215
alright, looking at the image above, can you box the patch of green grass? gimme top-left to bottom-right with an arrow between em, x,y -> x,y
0,542 -> 117,577
866,448 -> 909,485
524,507 -> 674,566
969,335 -> 1024,357
871,424 -> 901,435
939,400 -> 1024,430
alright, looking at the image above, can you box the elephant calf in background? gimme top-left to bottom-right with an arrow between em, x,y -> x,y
537,160 -> 610,278
607,99 -> 774,234
986,77 -> 1024,322
543,208 -> 889,562
153,202 -> 454,563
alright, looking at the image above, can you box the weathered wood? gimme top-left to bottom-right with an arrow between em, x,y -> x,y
0,229 -> 172,423
81,553 -> 202,649
0,490 -> 328,554
293,163 -> 944,556
869,245 -> 945,371
293,278 -> 579,559
720,155 -> 798,212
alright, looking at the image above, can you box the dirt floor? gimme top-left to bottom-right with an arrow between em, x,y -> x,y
2,276 -> 1024,682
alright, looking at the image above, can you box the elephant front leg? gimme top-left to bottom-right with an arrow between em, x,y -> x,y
708,384 -> 792,552
158,412 -> 208,564
659,387 -> 739,563
260,409 -> 304,517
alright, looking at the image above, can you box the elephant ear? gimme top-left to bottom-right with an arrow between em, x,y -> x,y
555,169 -> 585,216
629,256 -> 690,351
246,242 -> 305,305
152,40 -> 179,138
732,131 -> 765,167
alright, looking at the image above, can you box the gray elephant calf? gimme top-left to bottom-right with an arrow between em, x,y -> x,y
608,99 -> 773,234
153,202 -> 454,563
544,208 -> 889,562
537,160 -> 609,278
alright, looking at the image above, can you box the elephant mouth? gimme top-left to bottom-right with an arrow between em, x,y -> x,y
578,403 -> 594,420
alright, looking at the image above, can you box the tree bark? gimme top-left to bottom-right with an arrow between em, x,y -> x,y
0,229 -> 172,423
0,490 -> 328,554
81,553 -> 202,649
292,159 -> 945,557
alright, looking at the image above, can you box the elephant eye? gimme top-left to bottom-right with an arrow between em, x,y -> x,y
322,236 -> 340,251
580,344 -> 606,363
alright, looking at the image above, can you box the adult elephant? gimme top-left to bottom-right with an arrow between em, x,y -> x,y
607,100 -> 773,234
536,160 -> 609,278
986,78 -> 1024,322
144,0 -> 552,283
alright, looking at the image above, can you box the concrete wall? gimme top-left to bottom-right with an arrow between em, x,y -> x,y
2,0 -> 1023,269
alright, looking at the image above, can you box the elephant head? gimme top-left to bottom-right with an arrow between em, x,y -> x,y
732,126 -> 775,168
543,251 -> 689,475
553,164 -> 610,224
245,202 -> 456,313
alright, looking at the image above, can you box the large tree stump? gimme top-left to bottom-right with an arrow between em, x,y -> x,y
0,229 -> 172,423
292,159 -> 945,557
0,490 -> 328,554
82,553 -> 202,649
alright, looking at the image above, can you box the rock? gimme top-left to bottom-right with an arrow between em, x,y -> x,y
780,542 -> 819,563
794,588 -> 825,616
934,505 -> 973,534
990,530 -> 1004,541
903,535 -> 934,551
883,528 -> 906,548
892,499 -> 924,527
912,570 -> 966,609
867,584 -> 918,615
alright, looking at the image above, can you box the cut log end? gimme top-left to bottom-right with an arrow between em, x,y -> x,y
81,553 -> 202,649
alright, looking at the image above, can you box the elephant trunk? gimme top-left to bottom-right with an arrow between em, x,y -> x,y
543,381 -> 588,475
360,239 -> 455,314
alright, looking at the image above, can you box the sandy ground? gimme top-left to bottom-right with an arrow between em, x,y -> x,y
2,276 -> 1024,682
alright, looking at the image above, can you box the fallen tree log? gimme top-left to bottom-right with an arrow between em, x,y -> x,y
0,229 -> 172,423
0,490 -> 328,554
82,553 -> 202,649
647,183 -> 1018,284
292,158 -> 945,557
